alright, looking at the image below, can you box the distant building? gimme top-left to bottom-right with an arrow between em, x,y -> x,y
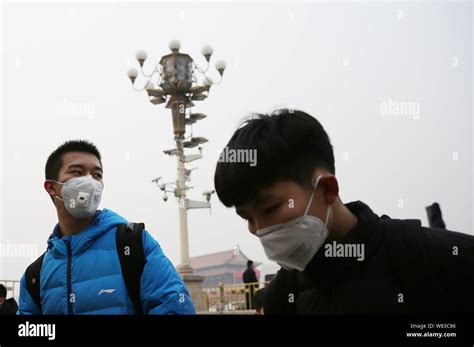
189,248 -> 261,286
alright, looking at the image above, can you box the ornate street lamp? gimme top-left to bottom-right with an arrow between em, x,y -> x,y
127,40 -> 225,300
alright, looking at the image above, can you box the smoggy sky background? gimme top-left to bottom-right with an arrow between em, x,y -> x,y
1,1 -> 472,281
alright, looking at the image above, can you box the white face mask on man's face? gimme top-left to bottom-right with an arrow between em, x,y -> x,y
50,175 -> 103,219
256,175 -> 331,272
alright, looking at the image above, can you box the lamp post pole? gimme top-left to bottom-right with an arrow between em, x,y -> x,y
176,135 -> 191,272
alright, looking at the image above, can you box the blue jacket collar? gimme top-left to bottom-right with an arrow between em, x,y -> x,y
47,209 -> 125,257
50,210 -> 101,239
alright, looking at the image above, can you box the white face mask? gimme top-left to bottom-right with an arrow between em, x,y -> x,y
256,175 -> 331,272
50,175 -> 104,219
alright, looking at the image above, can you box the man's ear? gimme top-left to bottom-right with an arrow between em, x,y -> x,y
313,171 -> 339,205
44,180 -> 58,199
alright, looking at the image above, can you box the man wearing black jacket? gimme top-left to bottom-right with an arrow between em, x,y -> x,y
0,284 -> 18,315
214,109 -> 474,314
243,260 -> 258,310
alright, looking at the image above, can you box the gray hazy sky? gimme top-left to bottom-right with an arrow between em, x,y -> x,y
1,1 -> 472,281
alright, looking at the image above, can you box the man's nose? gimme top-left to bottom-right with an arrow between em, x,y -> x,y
248,224 -> 257,235
249,219 -> 272,235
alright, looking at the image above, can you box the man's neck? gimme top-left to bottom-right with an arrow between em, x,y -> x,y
57,210 -> 94,237
0,298 -> 5,305
328,202 -> 358,241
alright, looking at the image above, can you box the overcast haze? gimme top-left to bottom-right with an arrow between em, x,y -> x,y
1,1 -> 472,281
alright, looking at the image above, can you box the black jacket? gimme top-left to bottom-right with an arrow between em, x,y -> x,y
264,201 -> 474,314
243,268 -> 258,284
0,298 -> 18,315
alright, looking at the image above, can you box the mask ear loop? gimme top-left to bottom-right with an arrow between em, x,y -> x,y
47,180 -> 65,202
302,175 -> 323,216
303,175 -> 332,227
324,205 -> 332,226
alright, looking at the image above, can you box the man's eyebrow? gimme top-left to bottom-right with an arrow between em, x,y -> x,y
66,164 -> 103,172
253,192 -> 277,205
235,192 -> 280,215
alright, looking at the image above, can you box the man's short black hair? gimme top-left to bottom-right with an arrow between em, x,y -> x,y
0,284 -> 6,298
45,140 -> 102,181
214,109 -> 335,207
247,260 -> 253,268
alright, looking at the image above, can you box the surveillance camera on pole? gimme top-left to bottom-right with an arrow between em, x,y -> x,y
163,149 -> 177,156
203,190 -> 215,202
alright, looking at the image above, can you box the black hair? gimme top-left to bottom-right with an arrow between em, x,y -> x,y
0,284 -> 6,298
247,260 -> 253,268
214,109 -> 335,207
45,140 -> 102,181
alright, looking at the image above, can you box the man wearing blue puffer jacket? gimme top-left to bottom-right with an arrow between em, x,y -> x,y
18,140 -> 196,315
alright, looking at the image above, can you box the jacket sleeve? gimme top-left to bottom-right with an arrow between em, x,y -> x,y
139,230 -> 196,315
18,273 -> 42,315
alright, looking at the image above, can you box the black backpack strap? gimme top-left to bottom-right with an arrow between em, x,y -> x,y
25,252 -> 46,312
383,218 -> 441,313
116,222 -> 146,315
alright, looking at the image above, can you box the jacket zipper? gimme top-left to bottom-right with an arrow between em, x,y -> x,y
64,239 -> 73,315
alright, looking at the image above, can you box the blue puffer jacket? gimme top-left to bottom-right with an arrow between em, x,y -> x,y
18,209 -> 196,315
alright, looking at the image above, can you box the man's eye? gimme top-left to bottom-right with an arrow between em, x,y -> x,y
264,204 -> 281,215
93,173 -> 103,179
